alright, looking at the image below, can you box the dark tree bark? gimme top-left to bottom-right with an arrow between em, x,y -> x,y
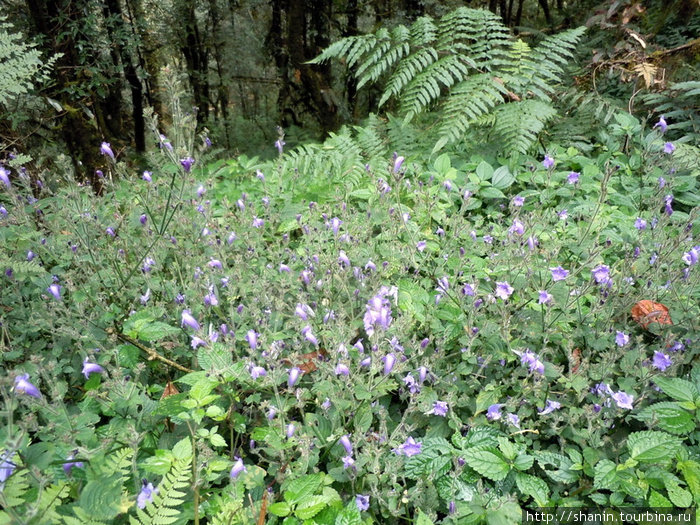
208,0 -> 232,148
538,0 -> 553,25
345,0 -> 360,119
179,0 -> 210,125
24,0 -> 107,191
104,0 -> 146,152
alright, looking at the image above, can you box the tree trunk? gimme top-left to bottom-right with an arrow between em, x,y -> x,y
180,0 -> 210,125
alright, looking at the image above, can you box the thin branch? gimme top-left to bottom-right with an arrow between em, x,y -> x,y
110,330 -> 193,373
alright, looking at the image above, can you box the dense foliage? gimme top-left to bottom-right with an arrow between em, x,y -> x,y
1,4 -> 700,525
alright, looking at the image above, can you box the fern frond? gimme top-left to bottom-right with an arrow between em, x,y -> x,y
401,55 -> 471,119
379,47 -> 439,107
129,456 -> 192,525
1,461 -> 29,507
491,100 -> 558,154
435,74 -> 508,151
408,16 -> 438,46
103,448 -> 134,480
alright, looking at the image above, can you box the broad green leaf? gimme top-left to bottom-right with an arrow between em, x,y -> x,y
491,166 -> 515,189
295,495 -> 327,520
635,402 -> 695,435
627,431 -> 682,462
515,472 -> 550,506
79,475 -> 122,521
335,504 -> 362,525
463,448 -> 510,481
476,161 -> 493,181
415,510 -> 435,525
172,437 -> 193,460
648,489 -> 673,507
354,404 -> 372,434
285,474 -> 323,505
593,459 -> 618,490
135,321 -> 179,342
678,460 -> 700,500
269,502 -> 292,517
653,377 -> 698,404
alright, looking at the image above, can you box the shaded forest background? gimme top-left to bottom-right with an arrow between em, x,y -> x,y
0,0 -> 698,183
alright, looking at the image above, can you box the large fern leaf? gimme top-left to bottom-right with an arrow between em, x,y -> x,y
129,455 -> 192,525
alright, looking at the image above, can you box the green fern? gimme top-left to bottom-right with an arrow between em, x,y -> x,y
641,80 -> 700,141
312,8 -> 585,154
129,455 -> 192,525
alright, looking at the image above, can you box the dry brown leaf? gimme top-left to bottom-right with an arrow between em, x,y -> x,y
161,380 -> 179,399
631,300 -> 672,329
634,62 -> 656,87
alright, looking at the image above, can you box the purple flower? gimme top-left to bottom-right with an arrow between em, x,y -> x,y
63,453 -> 84,475
416,240 -> 427,252
527,236 -> 538,252
230,457 -> 247,479
538,290 -> 553,304
137,480 -> 158,509
48,283 -> 62,301
615,331 -> 629,347
520,349 -> 545,375
335,363 -> 350,376
392,437 -> 422,457
286,423 -> 295,438
683,247 -> 699,266
288,367 -> 302,388
139,214 -> 147,226
246,330 -> 258,350
142,171 -> 152,182
363,288 -> 394,336
654,115 -> 668,133
301,325 -> 319,346
462,284 -> 475,296
612,391 -> 634,410
509,219 -> 525,236
14,374 -> 41,398
203,289 -> 218,307
495,281 -> 514,300
356,494 -> 370,512
275,139 -> 285,155
322,398 -> 332,410
342,455 -> 355,469
652,351 -> 672,371
82,358 -> 104,379
550,266 -> 569,281
538,400 -> 561,415
180,157 -> 195,173
330,217 -> 342,236
100,142 -> 115,160
449,501 -> 456,514
267,407 -> 277,420
181,310 -> 200,331
106,227 -> 116,237
512,195 -> 525,207
591,382 -> 613,397
252,217 -> 264,228
190,336 -> 207,349
196,184 -> 206,198
0,206 -> 7,217
250,366 -> 267,379
567,171 -> 580,184
658,177 -> 666,189
542,155 -> 555,169
418,366 -> 429,384
142,257 -> 155,273
486,404 -> 504,421
403,373 -> 420,393
428,401 -> 448,417
663,142 -> 675,154
393,155 -> 405,173
383,353 -> 396,375
0,166 -> 10,188
26,251 -> 35,262
207,259 -> 222,270
592,264 -> 611,285
664,194 -> 674,216
507,413 -> 520,428
635,218 -> 647,230
558,209 -> 568,220
339,435 -> 353,455
338,250 -> 350,268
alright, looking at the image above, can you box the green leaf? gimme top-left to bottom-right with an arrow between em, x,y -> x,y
285,474 -> 323,505
172,438 -> 193,460
269,502 -> 292,517
666,483 -> 692,508
415,510 -> 435,525
479,186 -> 506,199
79,475 -> 122,521
593,459 -> 618,490
491,166 -> 515,189
295,495 -> 327,520
513,454 -> 534,471
354,404 -> 372,434
648,489 -> 673,507
476,161 -> 493,181
515,472 -> 550,506
627,431 -> 682,462
678,460 -> 700,501
136,321 -> 179,342
636,402 -> 695,435
335,504 -> 362,525
653,377 -> 698,404
462,448 -> 510,481
404,440 -> 452,480
198,343 -> 234,370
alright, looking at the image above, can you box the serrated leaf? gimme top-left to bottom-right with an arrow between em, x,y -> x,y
335,504 -> 362,525
593,459 -> 618,490
648,489 -> 673,507
172,438 -> 193,460
463,448 -> 510,481
653,377 -> 698,404
295,495 -> 327,520
285,474 -> 323,505
354,404 -> 372,434
515,472 -> 550,506
627,431 -> 682,462
636,402 -> 695,435
79,475 -> 122,521
678,460 -> 700,500
666,483 -> 692,507
136,321 -> 180,342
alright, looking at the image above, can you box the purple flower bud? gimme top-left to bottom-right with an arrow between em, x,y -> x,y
197,185 -> 205,198
275,139 -> 285,155
0,166 -> 11,188
252,217 -> 264,228
181,309 -> 200,331
286,423 -> 295,438
26,250 -> 35,262
246,330 -> 258,350
550,266 -> 569,281
663,142 -> 675,154
338,250 -> 350,268
180,157 -> 195,173
230,457 -> 247,479
542,155 -> 554,169
63,453 -> 84,475
339,435 -> 353,455
250,365 -> 267,379
393,155 -> 405,173
13,373 -> 41,398
48,283 -> 62,301
82,358 -> 104,379
654,115 -> 668,133
106,227 -> 116,237
356,494 -> 370,511
140,214 -> 147,225
268,407 -> 277,420
567,171 -> 580,184
360,357 -> 371,367
142,171 -> 152,182
335,363 -> 350,376
509,219 -> 525,236
288,367 -> 301,388
383,353 -> 396,375
100,142 -> 115,160
615,331 -> 629,347
137,480 -> 158,509
0,206 -> 7,217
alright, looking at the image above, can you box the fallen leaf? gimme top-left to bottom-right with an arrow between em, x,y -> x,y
571,348 -> 582,374
631,300 -> 672,329
161,380 -> 179,399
